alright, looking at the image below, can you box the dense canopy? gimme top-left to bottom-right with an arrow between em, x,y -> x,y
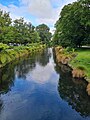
53,0 -> 90,47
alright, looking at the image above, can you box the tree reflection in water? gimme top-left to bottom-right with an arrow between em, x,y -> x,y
0,49 -> 51,94
0,64 -> 15,94
0,99 -> 3,112
0,49 -> 51,119
37,48 -> 51,66
0,48 -> 90,120
15,49 -> 51,79
54,59 -> 90,117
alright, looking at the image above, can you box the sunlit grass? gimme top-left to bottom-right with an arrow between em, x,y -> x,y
70,48 -> 90,81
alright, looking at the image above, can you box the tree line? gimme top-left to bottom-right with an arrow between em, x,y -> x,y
53,0 -> 90,47
0,9 -> 52,45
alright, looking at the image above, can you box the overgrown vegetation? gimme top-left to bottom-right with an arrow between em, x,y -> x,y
0,43 -> 46,68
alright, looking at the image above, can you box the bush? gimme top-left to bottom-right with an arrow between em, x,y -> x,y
0,43 -> 10,52
0,43 -> 45,67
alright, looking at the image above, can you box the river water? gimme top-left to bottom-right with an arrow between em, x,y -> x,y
0,48 -> 90,120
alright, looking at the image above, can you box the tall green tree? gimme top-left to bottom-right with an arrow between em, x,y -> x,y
13,18 -> 40,44
0,9 -> 12,43
53,0 -> 90,47
0,9 -> 40,44
36,24 -> 52,44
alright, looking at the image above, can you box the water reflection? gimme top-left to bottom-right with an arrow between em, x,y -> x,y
54,56 -> 90,117
37,49 -> 51,66
0,64 -> 15,94
0,49 -> 51,94
0,48 -> 90,120
0,48 -> 60,120
15,49 -> 51,81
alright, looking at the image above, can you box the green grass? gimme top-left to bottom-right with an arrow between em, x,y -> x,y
70,48 -> 90,82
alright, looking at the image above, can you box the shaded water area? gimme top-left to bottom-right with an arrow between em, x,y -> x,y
0,48 -> 90,120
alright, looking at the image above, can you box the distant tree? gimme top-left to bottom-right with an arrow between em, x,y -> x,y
36,24 -> 52,44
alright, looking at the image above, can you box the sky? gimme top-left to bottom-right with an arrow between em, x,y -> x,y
0,0 -> 76,32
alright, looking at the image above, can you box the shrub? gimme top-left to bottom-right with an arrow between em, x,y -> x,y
0,43 -> 9,52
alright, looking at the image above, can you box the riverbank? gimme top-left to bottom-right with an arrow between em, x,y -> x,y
0,43 -> 46,68
55,46 -> 90,82
70,48 -> 90,82
55,46 -> 90,95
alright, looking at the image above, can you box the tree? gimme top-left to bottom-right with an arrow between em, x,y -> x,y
13,18 -> 28,44
0,9 -> 40,44
13,18 -> 40,44
53,0 -> 90,47
36,24 -> 52,44
0,9 -> 12,43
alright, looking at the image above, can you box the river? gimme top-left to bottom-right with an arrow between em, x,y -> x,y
0,48 -> 90,120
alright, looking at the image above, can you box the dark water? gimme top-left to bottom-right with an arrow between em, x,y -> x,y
0,48 -> 90,120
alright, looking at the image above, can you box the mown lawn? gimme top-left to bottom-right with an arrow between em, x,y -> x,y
70,48 -> 90,82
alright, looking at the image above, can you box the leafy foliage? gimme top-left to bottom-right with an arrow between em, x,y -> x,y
0,43 -> 46,67
0,9 -> 51,44
0,43 -> 9,51
1,54 -> 7,64
53,0 -> 90,47
36,24 -> 52,44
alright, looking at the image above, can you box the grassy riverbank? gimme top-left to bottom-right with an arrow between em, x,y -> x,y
70,48 -> 90,82
0,43 -> 46,68
55,46 -> 90,82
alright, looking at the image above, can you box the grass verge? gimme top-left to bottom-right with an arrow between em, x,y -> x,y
70,48 -> 90,82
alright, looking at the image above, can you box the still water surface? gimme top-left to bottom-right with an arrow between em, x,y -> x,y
0,48 -> 90,120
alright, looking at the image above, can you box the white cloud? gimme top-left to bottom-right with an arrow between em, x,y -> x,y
0,0 -> 76,31
26,62 -> 55,84
0,4 -> 8,11
19,0 -> 76,31
29,0 -> 53,19
35,7 -> 60,25
0,3 -> 30,22
65,0 -> 76,4
19,0 -> 60,25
